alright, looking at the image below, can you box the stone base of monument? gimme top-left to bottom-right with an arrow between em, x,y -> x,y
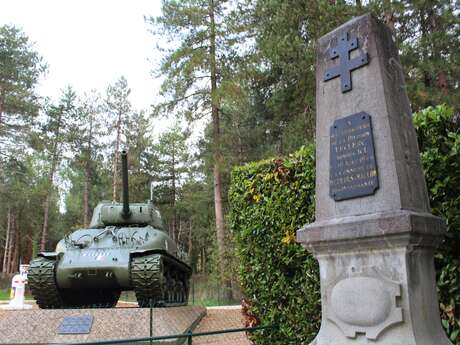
0,306 -> 206,345
298,210 -> 452,345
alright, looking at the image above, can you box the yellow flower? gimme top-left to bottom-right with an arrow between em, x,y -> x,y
282,230 -> 296,244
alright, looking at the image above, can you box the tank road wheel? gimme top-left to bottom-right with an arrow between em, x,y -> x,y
28,257 -> 64,309
172,275 -> 183,303
177,281 -> 185,303
165,275 -> 174,303
169,265 -> 189,305
130,254 -> 165,307
175,272 -> 189,304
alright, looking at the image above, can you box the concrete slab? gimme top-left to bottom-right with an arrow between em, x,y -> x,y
0,306 -> 206,345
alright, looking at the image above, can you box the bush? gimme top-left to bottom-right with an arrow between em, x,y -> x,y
230,105 -> 459,344
229,145 -> 320,344
413,105 -> 460,344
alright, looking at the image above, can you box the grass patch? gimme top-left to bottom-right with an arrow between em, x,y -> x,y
0,290 -> 11,300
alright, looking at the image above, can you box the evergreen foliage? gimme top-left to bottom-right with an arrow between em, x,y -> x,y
229,144 -> 320,344
148,0 -> 244,297
414,105 -> 460,343
0,25 -> 46,159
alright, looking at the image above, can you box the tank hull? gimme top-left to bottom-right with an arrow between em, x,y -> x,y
29,225 -> 192,308
56,248 -> 131,289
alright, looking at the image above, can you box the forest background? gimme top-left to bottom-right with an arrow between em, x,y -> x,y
0,0 -> 458,303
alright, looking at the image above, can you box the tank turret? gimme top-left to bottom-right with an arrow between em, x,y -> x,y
27,151 -> 191,309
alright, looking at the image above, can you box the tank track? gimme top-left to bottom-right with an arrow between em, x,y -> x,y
28,257 -> 64,309
28,256 -> 120,309
130,253 -> 190,307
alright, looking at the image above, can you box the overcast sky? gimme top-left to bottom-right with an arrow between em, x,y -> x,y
0,0 -> 163,111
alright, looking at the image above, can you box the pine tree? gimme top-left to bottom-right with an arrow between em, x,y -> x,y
0,25 -> 46,160
149,0 -> 241,299
39,87 -> 77,251
125,110 -> 152,201
105,76 -> 132,202
149,124 -> 190,242
71,90 -> 105,226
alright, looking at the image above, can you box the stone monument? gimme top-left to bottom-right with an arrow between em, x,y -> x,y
297,14 -> 452,345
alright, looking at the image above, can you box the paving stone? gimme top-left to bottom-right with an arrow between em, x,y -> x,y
193,307 -> 251,345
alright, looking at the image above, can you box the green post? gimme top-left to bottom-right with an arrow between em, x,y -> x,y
149,299 -> 153,345
187,330 -> 193,345
192,278 -> 195,305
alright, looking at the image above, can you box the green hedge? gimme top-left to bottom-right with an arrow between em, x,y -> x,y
413,105 -> 460,343
229,145 -> 320,344
230,105 -> 459,344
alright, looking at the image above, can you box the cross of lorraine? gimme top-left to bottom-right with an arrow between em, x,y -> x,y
323,31 -> 369,93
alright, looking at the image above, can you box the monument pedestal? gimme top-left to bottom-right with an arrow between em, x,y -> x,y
298,211 -> 450,344
0,306 -> 206,345
297,14 -> 452,345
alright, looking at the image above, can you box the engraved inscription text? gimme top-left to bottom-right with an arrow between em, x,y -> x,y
330,112 -> 379,201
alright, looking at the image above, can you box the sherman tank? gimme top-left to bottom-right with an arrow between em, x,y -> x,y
28,151 -> 191,308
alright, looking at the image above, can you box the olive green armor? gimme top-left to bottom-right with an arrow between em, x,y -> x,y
28,151 -> 191,308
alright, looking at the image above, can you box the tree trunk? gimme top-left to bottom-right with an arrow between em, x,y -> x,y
0,87 -> 4,126
188,221 -> 193,259
41,150 -> 59,251
2,207 -> 11,274
40,193 -> 51,252
40,109 -> 62,251
11,219 -> 20,273
169,223 -> 175,241
419,6 -> 433,89
209,0 -> 232,301
83,111 -> 94,227
177,218 -> 183,244
428,8 -> 448,96
83,178 -> 89,227
6,214 -> 15,273
201,247 -> 206,273
171,142 -> 177,241
203,248 -> 207,274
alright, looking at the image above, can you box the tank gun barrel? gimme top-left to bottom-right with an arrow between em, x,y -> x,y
121,150 -> 131,219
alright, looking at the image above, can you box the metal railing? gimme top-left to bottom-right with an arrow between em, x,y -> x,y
52,325 -> 272,345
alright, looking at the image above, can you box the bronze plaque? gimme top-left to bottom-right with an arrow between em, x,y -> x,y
330,112 -> 379,201
57,315 -> 94,334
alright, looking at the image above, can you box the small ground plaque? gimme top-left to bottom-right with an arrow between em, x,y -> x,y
57,315 -> 94,334
329,112 -> 378,201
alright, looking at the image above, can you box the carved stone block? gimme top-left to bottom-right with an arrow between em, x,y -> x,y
327,267 -> 402,340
